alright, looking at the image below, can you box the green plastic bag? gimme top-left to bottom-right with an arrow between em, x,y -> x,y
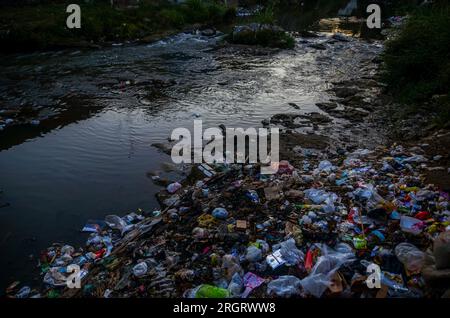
195,284 -> 230,298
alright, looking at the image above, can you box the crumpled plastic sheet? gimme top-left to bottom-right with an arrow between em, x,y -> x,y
394,242 -> 425,272
272,238 -> 304,266
105,215 -> 134,236
300,243 -> 355,298
267,275 -> 302,297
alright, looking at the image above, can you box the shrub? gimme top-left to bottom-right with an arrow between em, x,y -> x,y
382,5 -> 450,104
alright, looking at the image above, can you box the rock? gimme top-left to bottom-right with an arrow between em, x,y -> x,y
152,140 -> 179,155
270,113 -> 303,129
332,87 -> 360,98
299,30 -> 320,38
303,112 -> 333,124
201,28 -> 216,37
316,102 -> 338,112
308,43 -> 327,50
230,23 -> 293,49
332,33 -> 351,42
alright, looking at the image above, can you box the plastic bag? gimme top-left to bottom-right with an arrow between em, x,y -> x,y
300,244 -> 354,298
133,262 -> 148,277
222,254 -> 243,281
395,243 -> 425,273
272,238 -> 304,266
43,267 -> 69,286
353,184 -> 384,210
317,160 -> 335,173
227,273 -> 243,298
167,182 -> 182,194
402,155 -> 427,163
267,275 -> 302,297
245,245 -> 263,263
212,207 -> 229,220
15,286 -> 31,298
241,272 -> 265,298
105,215 -> 134,236
400,216 -> 424,235
187,284 -> 230,298
349,149 -> 373,158
304,188 -> 337,205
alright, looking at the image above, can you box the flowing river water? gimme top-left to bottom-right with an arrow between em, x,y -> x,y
0,3 -> 387,290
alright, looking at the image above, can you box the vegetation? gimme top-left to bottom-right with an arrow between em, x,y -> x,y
0,0 -> 236,52
382,2 -> 450,126
228,1 -> 294,49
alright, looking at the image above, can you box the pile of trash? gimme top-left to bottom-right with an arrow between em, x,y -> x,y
5,144 -> 450,298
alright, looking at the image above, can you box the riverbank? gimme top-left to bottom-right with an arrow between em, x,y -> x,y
0,1 -> 236,53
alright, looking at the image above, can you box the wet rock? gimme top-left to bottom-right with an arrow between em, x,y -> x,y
309,43 -> 327,50
326,108 -> 369,121
152,140 -> 178,155
201,28 -> 216,37
270,114 -> 303,129
299,30 -> 320,38
302,112 -> 333,124
332,87 -> 360,98
316,102 -> 338,112
332,33 -> 351,42
229,23 -> 294,49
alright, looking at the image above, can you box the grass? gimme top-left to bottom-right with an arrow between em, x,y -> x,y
0,0 -> 236,52
381,2 -> 450,126
228,1 -> 294,49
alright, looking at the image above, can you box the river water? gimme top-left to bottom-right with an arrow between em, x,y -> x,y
0,2 -> 385,290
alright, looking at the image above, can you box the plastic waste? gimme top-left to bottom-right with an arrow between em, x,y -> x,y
267,275 -> 302,297
228,273 -> 243,297
192,227 -> 209,239
245,245 -> 262,262
246,190 -> 260,203
241,272 -> 265,298
133,262 -> 148,277
300,244 -> 354,298
105,215 -> 134,236
272,238 -> 304,266
304,188 -> 337,205
395,243 -> 425,273
167,182 -> 182,194
15,286 -> 31,298
353,184 -> 384,209
188,284 -> 230,298
212,207 -> 229,220
400,216 -> 424,235
402,155 -> 427,163
317,160 -> 335,173
222,254 -> 243,281
43,267 -> 69,286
